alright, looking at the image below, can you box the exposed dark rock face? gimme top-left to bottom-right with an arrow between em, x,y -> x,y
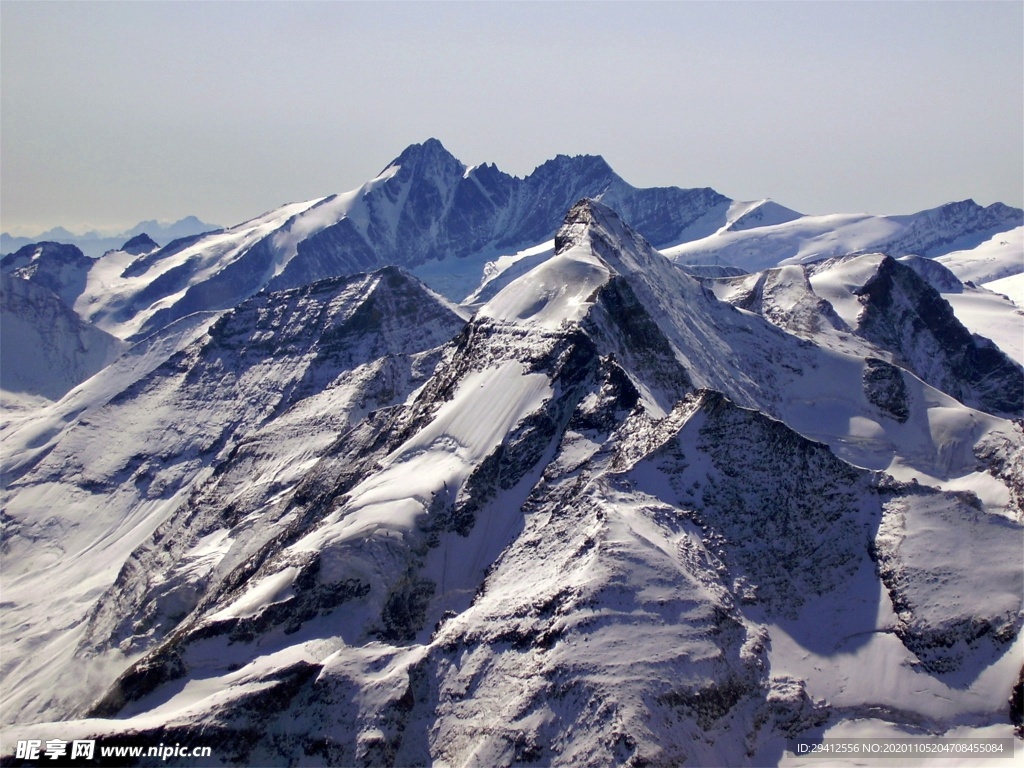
863,357 -> 910,423
636,390 -> 873,619
120,233 -> 160,255
877,199 -> 1023,258
0,241 -> 93,308
855,256 -> 1023,417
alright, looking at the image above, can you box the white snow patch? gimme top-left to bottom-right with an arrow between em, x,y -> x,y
207,566 -> 299,622
942,285 -> 1024,365
937,225 -> 1023,285
478,243 -> 610,328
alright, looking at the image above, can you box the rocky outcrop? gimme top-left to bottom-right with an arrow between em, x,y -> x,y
120,233 -> 160,255
854,255 -> 1023,417
3,200 -> 1021,765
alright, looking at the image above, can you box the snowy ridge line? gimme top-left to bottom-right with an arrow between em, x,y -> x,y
2,169 -> 1022,763
8,140 -> 1018,357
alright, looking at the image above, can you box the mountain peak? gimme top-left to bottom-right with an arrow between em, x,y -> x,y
120,233 -> 159,255
554,198 -> 623,254
382,138 -> 464,177
527,153 -> 617,187
0,241 -> 90,272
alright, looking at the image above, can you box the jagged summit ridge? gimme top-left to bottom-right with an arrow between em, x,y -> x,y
4,143 -> 739,341
3,142 -> 1023,763
2,189 -> 1022,763
377,137 -> 468,197
10,140 -> 1021,348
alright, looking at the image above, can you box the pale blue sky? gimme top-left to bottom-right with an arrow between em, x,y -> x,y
2,1 -> 1021,234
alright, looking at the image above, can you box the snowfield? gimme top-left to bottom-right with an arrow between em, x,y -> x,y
1,142 -> 1022,766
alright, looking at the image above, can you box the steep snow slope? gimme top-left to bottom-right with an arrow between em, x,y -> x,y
1,310 -> 220,484
0,268 -> 466,726
3,201 -> 1019,766
76,200 -> 323,340
709,254 -> 1023,418
0,274 -> 127,404
662,200 -> 1022,273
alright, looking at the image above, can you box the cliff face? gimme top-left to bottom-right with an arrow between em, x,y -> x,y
2,201 -> 1020,765
709,253 -> 1023,419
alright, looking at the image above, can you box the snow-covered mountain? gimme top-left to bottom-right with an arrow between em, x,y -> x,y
2,200 -> 1021,765
7,141 -> 1020,348
663,199 -> 1023,275
706,253 -> 1023,418
1,241 -> 96,310
4,141 -> 734,342
0,216 -> 219,259
0,273 -> 127,408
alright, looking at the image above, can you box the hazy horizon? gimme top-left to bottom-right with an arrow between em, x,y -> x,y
2,1 -> 1022,236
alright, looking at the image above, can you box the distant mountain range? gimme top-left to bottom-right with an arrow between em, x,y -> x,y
1,141 -> 1022,765
2,139 -> 1020,345
0,216 -> 220,258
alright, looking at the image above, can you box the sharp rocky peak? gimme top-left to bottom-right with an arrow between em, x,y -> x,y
553,198 -> 624,254
529,152 -> 615,179
381,138 -> 465,180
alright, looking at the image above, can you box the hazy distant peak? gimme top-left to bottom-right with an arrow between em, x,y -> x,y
36,226 -> 77,240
